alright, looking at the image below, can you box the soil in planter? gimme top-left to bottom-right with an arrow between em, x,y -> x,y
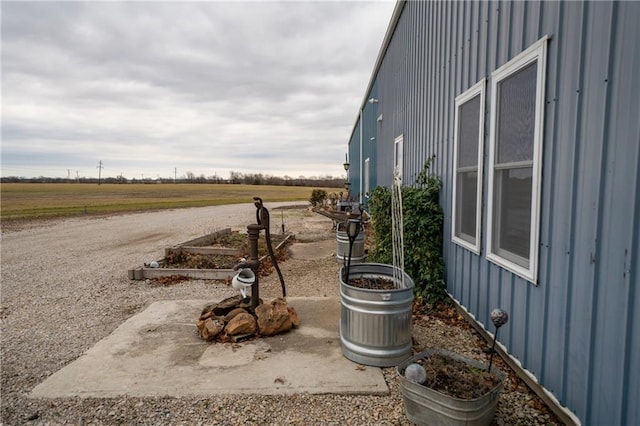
164,231 -> 290,272
414,354 -> 501,399
167,252 -> 236,269
347,276 -> 396,290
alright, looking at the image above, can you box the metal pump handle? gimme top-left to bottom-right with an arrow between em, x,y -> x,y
253,197 -> 287,298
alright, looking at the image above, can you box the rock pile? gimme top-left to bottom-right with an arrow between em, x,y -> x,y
196,295 -> 299,342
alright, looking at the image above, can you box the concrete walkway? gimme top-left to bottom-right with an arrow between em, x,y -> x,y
31,297 -> 388,398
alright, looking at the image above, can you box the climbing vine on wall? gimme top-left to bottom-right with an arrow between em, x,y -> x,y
367,158 -> 446,306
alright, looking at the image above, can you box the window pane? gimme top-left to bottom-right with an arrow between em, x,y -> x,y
458,94 -> 481,168
496,61 -> 537,164
456,170 -> 477,243
493,167 -> 532,265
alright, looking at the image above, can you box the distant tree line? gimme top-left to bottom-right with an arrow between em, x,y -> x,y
1,171 -> 346,188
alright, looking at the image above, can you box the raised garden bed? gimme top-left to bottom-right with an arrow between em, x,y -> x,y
127,228 -> 292,281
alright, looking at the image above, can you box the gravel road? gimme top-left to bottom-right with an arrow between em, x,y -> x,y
1,203 -> 562,425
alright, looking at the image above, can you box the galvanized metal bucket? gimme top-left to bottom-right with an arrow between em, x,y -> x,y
397,349 -> 505,426
339,263 -> 414,367
336,227 -> 366,264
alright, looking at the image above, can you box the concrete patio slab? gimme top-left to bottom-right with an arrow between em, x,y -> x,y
31,297 -> 388,398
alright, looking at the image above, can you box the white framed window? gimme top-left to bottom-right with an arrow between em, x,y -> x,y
364,157 -> 370,197
394,134 -> 404,183
486,36 -> 548,283
452,79 -> 485,253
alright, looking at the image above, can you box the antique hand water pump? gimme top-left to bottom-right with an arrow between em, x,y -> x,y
233,197 -> 286,311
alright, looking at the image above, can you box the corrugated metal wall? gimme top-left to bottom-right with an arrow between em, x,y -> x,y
354,1 -> 640,423
348,120 -> 360,200
348,80 -> 379,206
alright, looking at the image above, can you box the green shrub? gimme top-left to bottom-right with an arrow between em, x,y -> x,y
309,189 -> 328,206
367,159 -> 446,306
368,186 -> 393,264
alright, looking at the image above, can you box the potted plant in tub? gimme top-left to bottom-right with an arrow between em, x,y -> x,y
396,309 -> 509,426
339,218 -> 415,368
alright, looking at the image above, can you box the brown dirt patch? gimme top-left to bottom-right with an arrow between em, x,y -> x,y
413,353 -> 501,399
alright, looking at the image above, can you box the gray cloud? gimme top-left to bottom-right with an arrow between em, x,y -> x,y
1,1 -> 394,179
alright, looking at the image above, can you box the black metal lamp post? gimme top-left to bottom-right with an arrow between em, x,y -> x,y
344,218 -> 361,285
343,153 -> 350,173
343,156 -> 350,199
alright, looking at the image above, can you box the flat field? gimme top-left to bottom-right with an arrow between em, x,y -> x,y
0,183 -> 330,221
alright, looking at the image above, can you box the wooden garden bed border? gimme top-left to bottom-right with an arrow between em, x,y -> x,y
127,228 -> 294,281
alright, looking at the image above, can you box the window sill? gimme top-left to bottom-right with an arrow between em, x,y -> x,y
452,236 -> 481,255
486,252 -> 537,284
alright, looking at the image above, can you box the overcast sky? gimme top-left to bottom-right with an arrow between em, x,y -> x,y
1,0 -> 395,180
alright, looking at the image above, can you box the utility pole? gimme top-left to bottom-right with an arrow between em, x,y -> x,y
76,171 -> 79,183
174,167 -> 177,183
97,160 -> 103,185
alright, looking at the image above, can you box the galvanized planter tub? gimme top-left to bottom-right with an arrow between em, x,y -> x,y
335,226 -> 366,264
397,349 -> 505,426
339,263 -> 414,367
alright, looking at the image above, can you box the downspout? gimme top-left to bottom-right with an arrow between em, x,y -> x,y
359,108 -> 363,204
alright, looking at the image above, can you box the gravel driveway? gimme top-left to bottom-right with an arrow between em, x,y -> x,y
1,203 -> 562,425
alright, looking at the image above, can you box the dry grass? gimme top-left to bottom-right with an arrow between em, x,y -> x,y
0,183 -> 333,221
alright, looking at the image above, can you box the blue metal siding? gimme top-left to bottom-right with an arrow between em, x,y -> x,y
586,3 -> 640,422
361,80 -> 379,205
350,0 -> 640,423
347,82 -> 379,206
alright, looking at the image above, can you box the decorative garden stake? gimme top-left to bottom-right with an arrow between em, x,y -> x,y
405,363 -> 427,384
344,218 -> 361,285
488,308 -> 509,373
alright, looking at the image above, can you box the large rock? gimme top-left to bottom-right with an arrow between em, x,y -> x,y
288,306 -> 300,328
197,317 -> 224,341
205,295 -> 249,317
255,297 -> 293,337
224,308 -> 249,323
225,312 -> 257,336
